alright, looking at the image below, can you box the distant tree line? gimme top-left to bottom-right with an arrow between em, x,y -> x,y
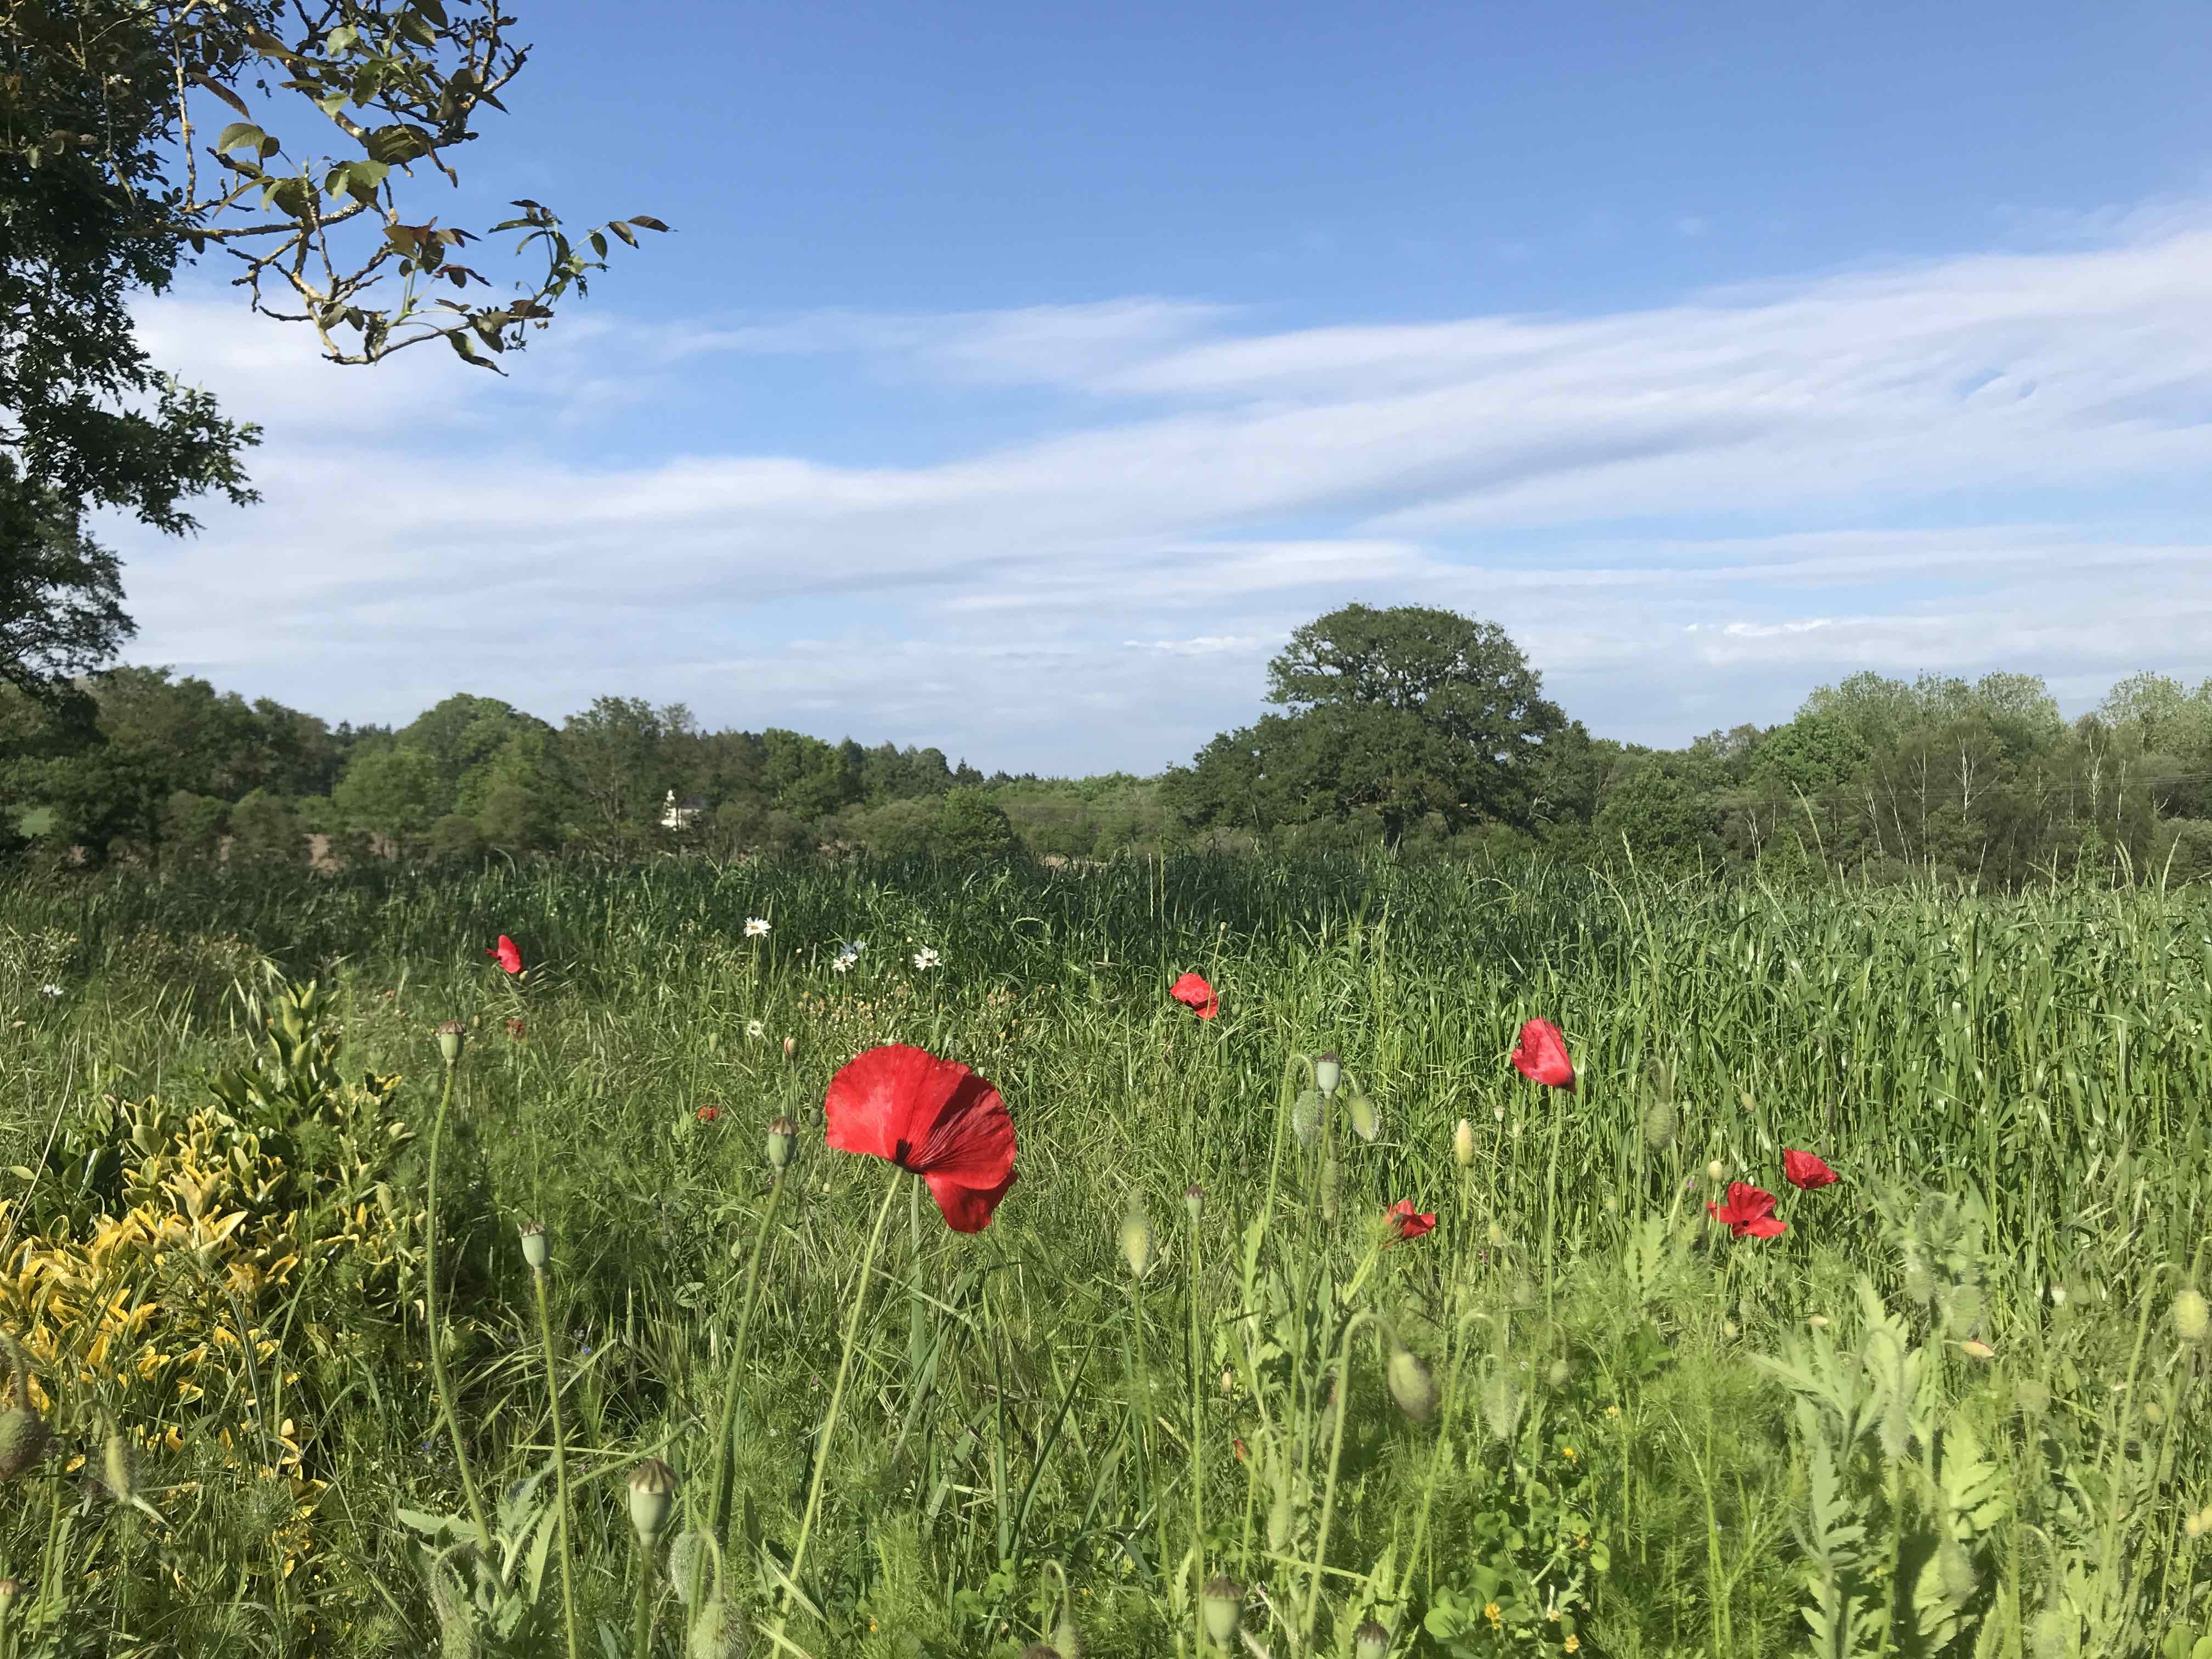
2,605 -> 2208,888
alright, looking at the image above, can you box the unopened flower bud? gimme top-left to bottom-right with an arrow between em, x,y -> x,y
1201,1577 -> 1244,1648
1312,1052 -> 1341,1098
1184,1184 -> 1205,1223
782,1035 -> 796,1059
1547,1358 -> 1571,1389
1120,1210 -> 1154,1279
0,1341 -> 50,1481
1354,1620 -> 1390,1659
765,1115 -> 795,1173
1641,1097 -> 1679,1152
1020,1648 -> 1062,1659
434,1019 -> 467,1064
627,1458 -> 676,1548
1706,1159 -> 1726,1183
2176,1288 -> 2210,1344
1267,1488 -> 1294,1553
1808,1314 -> 1830,1329
1347,1090 -> 1380,1143
518,1220 -> 549,1272
1957,1339 -> 1996,1361
1292,1088 -> 1323,1147
1220,1364 -> 1236,1397
2013,1379 -> 2050,1419
1453,1118 -> 1475,1167
1053,1594 -> 1084,1659
1486,1221 -> 1506,1250
1386,1345 -> 1438,1422
0,1578 -> 19,1616
2190,1511 -> 2209,1541
101,1429 -> 133,1504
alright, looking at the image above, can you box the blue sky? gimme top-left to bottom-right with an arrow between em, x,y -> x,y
113,1 -> 2212,772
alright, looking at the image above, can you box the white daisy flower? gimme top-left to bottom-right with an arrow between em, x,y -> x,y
38,984 -> 62,998
831,955 -> 855,974
744,917 -> 771,937
912,947 -> 941,970
745,1018 -> 766,1040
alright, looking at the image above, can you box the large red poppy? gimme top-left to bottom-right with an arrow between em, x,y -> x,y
488,935 -> 524,975
1782,1149 -> 1838,1190
825,1045 -> 1018,1233
1510,1018 -> 1575,1091
1384,1200 -> 1436,1244
1170,972 -> 1220,1020
1707,1182 -> 1787,1239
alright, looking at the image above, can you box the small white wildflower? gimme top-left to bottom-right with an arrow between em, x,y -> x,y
744,1019 -> 766,1040
744,917 -> 771,937
831,955 -> 854,974
38,984 -> 62,998
912,947 -> 941,970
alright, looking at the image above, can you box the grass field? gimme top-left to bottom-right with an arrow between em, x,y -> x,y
0,854 -> 2208,1658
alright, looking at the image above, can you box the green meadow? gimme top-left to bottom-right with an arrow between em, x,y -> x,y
0,855 -> 2208,1658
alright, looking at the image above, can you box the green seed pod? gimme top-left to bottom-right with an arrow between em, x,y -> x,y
765,1115 -> 795,1173
433,1020 -> 467,1065
627,1457 -> 677,1549
1347,1091 -> 1380,1144
1453,1118 -> 1475,1167
0,1340 -> 49,1482
1184,1184 -> 1205,1224
1386,1346 -> 1438,1422
517,1220 -> 549,1273
1120,1210 -> 1154,1279
1311,1053 -> 1342,1099
1354,1620 -> 1391,1659
1201,1577 -> 1244,1649
1292,1088 -> 1323,1147
2176,1288 -> 2210,1345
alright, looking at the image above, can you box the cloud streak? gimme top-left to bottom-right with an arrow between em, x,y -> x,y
107,204 -> 2212,770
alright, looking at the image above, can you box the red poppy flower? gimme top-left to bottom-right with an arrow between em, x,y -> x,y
488,935 -> 524,975
825,1044 -> 1018,1233
1782,1149 -> 1838,1190
1170,972 -> 1220,1020
1384,1199 -> 1437,1244
1510,1018 -> 1575,1091
1707,1182 -> 1787,1240
696,1105 -> 720,1124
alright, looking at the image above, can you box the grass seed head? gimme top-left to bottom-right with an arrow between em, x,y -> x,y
627,1457 -> 677,1548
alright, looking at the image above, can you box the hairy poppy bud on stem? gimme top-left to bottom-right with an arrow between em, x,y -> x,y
517,1220 -> 549,1273
1705,1159 -> 1726,1183
1292,1088 -> 1323,1147
101,1428 -> 134,1505
1120,1210 -> 1154,1279
1641,1098 -> 1678,1152
765,1115 -> 795,1173
1348,1090 -> 1380,1143
0,1339 -> 49,1482
1355,1620 -> 1391,1659
434,1019 -> 467,1065
1020,1647 -> 1062,1659
2175,1288 -> 2210,1345
1387,1344 -> 1439,1422
1312,1052 -> 1341,1098
782,1035 -> 796,1060
627,1458 -> 676,1549
1454,1118 -> 1475,1167
1201,1577 -> 1244,1648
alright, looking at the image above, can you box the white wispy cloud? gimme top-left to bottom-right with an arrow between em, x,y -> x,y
104,203 -> 2212,769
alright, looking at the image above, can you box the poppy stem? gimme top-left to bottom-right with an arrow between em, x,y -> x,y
1187,1196 -> 1207,1654
706,1166 -> 786,1542
530,1264 -> 582,1659
424,1058 -> 493,1556
1300,1308 -> 1381,1644
776,1165 -> 905,1628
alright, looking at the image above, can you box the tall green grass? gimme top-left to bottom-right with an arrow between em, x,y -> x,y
0,855 -> 2208,1657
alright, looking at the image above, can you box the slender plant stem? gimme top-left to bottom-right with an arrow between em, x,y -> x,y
706,1167 -> 786,1539
1130,1272 -> 1175,1592
631,1549 -> 653,1659
532,1266 -> 581,1659
776,1168 -> 906,1623
425,1058 -> 492,1554
1187,1199 -> 1207,1655
1301,1309 -> 1377,1643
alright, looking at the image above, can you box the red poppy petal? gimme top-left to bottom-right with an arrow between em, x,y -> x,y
1510,1018 -> 1576,1090
924,1167 -> 1018,1233
1740,1214 -> 1787,1239
1171,972 -> 1216,1010
907,1069 -> 1017,1188
825,1044 -> 967,1165
1784,1150 -> 1838,1190
1194,996 -> 1220,1019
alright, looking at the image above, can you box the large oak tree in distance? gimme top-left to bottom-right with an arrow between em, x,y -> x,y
0,0 -> 665,702
1170,603 -> 1567,845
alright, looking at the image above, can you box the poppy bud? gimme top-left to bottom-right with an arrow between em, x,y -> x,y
1267,1488 -> 1294,1553
2176,1288 -> 2210,1345
1486,1221 -> 1506,1249
1640,1098 -> 1678,1152
1312,1053 -> 1341,1098
1347,1090 -> 1380,1144
1354,1620 -> 1391,1659
765,1115 -> 796,1173
782,1035 -> 797,1060
1120,1210 -> 1154,1279
1184,1183 -> 1205,1223
1201,1577 -> 1244,1648
2190,1511 -> 2208,1541
2013,1379 -> 2050,1419
667,1528 -> 706,1606
1705,1159 -> 1726,1183
434,1019 -> 467,1065
1220,1365 -> 1236,1397
1808,1314 -> 1830,1330
2198,1503 -> 2212,1539
1292,1088 -> 1323,1147
1453,1118 -> 1475,1167
1386,1345 -> 1438,1422
1903,1262 -> 1937,1305
0,1340 -> 49,1481
1053,1593 -> 1084,1658
1547,1358 -> 1571,1389
518,1220 -> 549,1273
1956,1339 -> 1996,1361
627,1457 -> 676,1548
1021,1648 -> 1062,1659
1722,1320 -> 1738,1340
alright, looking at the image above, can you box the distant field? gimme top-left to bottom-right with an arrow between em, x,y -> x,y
0,856 -> 2208,1657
